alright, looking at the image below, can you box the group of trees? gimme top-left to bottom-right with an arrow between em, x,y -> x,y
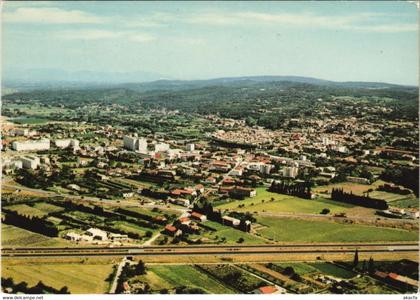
269,181 -> 312,199
331,188 -> 388,210
380,166 -> 419,196
1,278 -> 70,294
2,210 -> 58,237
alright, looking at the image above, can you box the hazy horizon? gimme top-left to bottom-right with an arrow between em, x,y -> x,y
2,1 -> 419,85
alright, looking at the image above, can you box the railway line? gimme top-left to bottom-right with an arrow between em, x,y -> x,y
2,242 -> 418,258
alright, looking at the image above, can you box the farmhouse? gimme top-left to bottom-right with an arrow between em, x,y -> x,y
86,228 -> 108,241
222,216 -> 240,227
191,212 -> 207,222
165,224 -> 182,236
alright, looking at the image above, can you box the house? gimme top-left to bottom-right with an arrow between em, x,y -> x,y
230,167 -> 243,176
195,184 -> 205,193
388,273 -> 419,289
164,225 -> 182,236
178,217 -> 191,225
222,216 -> 240,227
86,228 -> 108,241
65,232 -> 82,241
191,212 -> 207,222
109,233 -> 129,242
233,186 -> 256,197
169,197 -> 190,207
67,184 -> 81,191
122,281 -> 131,294
405,208 -> 419,219
252,286 -> 281,294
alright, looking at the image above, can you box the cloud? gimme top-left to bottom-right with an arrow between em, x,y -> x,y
55,29 -> 156,42
2,7 -> 104,24
178,11 -> 417,33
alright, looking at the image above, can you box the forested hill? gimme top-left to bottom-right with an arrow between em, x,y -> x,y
3,79 -> 419,125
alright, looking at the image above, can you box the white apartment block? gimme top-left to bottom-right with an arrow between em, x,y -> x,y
155,142 -> 170,152
12,139 -> 50,151
283,166 -> 299,178
186,143 -> 195,152
55,139 -> 80,150
123,136 -> 148,152
21,156 -> 41,169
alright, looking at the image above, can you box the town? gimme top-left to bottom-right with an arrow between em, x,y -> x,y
1,79 -> 418,294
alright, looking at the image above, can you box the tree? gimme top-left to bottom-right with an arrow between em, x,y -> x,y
59,286 -> 70,294
237,237 -> 244,243
135,260 -> 146,275
320,208 -> 330,215
353,249 -> 359,268
368,257 -> 375,274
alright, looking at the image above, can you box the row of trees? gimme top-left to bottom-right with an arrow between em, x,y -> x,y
331,188 -> 388,210
2,210 -> 58,237
1,278 -> 70,294
269,181 -> 312,199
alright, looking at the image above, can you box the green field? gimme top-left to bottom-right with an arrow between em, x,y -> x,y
216,187 -> 352,214
33,202 -> 65,214
2,262 -> 114,294
307,262 -> 356,279
132,265 -> 236,294
201,221 -> 266,244
2,224 -> 72,247
275,262 -> 318,276
10,116 -> 50,124
256,217 -> 418,243
111,221 -> 152,236
6,204 -> 48,217
368,191 -> 416,202
123,206 -> 179,218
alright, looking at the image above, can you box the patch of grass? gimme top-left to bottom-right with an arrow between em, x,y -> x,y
2,262 -> 114,294
307,262 -> 356,279
33,202 -> 65,214
275,263 -> 318,275
201,221 -> 266,244
217,187 -> 352,214
256,217 -> 418,243
142,265 -> 236,294
314,180 -> 386,196
6,204 -> 48,217
1,224 -> 72,247
10,116 -> 50,124
368,191 -> 416,203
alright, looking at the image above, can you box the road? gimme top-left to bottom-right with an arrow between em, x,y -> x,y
109,257 -> 128,294
217,161 -> 243,186
3,242 -> 418,258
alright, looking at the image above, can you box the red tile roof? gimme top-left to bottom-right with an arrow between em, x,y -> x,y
259,286 -> 278,294
165,225 -> 177,232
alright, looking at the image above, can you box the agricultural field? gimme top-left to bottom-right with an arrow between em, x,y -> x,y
33,202 -> 65,214
307,262 -> 356,279
197,264 -> 266,293
200,221 -> 266,244
255,217 -> 418,243
5,204 -> 48,217
217,188 -> 352,214
2,262 -> 115,294
1,224 -> 72,247
9,116 -> 51,125
130,265 -> 236,294
313,181 -> 386,196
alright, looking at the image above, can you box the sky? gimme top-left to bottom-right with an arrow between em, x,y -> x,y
2,1 -> 419,85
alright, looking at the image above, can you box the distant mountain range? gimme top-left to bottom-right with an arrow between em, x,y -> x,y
2,69 -> 416,93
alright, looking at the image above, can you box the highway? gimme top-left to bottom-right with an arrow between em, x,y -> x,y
2,242 -> 418,258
